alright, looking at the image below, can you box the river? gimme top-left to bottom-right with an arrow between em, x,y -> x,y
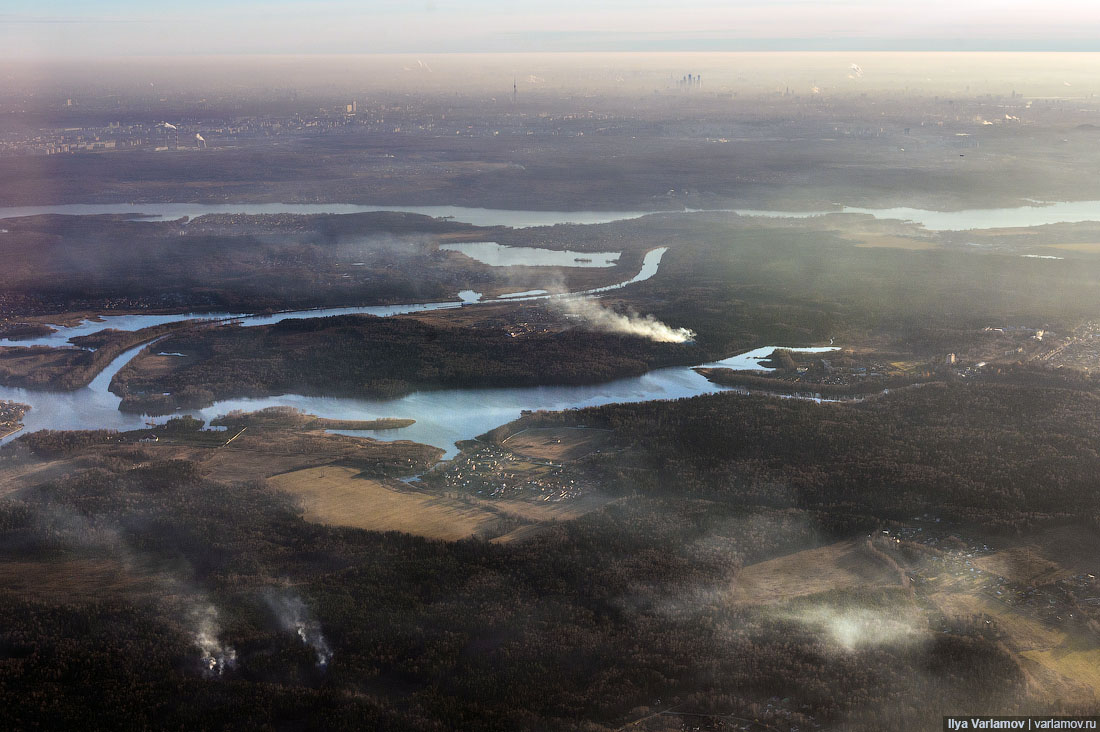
5,200 -> 1100,232
14,193 -> 1084,456
3,247 -> 669,349
0,203 -> 659,229
0,325 -> 838,459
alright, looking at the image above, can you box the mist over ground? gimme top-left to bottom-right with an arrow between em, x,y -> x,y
2,43 -> 1100,732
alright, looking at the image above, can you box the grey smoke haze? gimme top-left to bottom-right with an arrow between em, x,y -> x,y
9,2 -> 1100,57
265,592 -> 333,668
558,297 -> 696,343
191,604 -> 238,677
19,497 -> 239,679
780,603 -> 923,651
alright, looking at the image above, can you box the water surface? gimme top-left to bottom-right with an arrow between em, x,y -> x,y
440,242 -> 620,267
2,248 -> 671,348
0,342 -> 835,457
0,203 -> 659,229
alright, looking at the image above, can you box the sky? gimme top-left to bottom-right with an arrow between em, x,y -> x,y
6,0 -> 1100,57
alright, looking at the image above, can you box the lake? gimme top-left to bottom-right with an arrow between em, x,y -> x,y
0,339 -> 831,457
440,241 -> 620,267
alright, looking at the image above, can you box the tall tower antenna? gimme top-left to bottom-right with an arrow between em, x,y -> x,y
513,77 -> 517,105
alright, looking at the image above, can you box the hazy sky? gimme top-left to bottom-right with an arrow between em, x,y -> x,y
6,0 -> 1100,57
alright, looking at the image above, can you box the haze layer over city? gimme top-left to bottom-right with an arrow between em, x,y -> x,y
3,3 -> 1100,730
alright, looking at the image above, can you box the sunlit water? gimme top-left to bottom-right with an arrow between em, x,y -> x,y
3,199 -> 1099,234
0,203 -> 660,228
0,340 -> 834,458
440,241 -> 620,267
3,248 -> 669,348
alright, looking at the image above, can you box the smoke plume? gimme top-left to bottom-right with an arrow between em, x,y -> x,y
781,604 -> 923,652
265,592 -> 333,668
190,604 -> 237,677
558,297 -> 695,343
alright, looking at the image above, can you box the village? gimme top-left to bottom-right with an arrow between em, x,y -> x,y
1034,320 -> 1100,372
420,425 -> 614,503
426,442 -> 593,502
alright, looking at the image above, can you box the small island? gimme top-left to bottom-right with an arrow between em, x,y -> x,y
0,322 -> 56,341
210,406 -> 413,432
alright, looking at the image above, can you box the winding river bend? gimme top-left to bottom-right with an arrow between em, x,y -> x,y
8,196 -> 1086,453
19,193 -> 1078,453
4,247 -> 668,349
0,341 -> 836,458
5,199 -> 1100,231
0,243 -> 835,457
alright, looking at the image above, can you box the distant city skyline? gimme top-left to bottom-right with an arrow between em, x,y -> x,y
5,0 -> 1100,57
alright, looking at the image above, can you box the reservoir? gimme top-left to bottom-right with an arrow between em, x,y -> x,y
439,242 -> 620,267
0,203 -> 660,229
0,343 -> 835,458
1,248 -> 671,348
4,200 -> 1100,232
0,246 -> 831,458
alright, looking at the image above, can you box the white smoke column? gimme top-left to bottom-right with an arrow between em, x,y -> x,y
266,593 -> 333,668
784,605 -> 922,652
559,297 -> 695,343
191,604 -> 237,677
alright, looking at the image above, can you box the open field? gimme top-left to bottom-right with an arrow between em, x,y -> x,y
11,54 -> 1100,729
193,430 -> 439,483
973,547 -> 1073,586
852,234 -> 942,250
975,525 -> 1100,581
486,490 -> 616,522
728,539 -> 905,605
1046,242 -> 1100,253
268,464 -> 616,541
0,456 -> 80,498
0,559 -> 157,602
501,426 -> 613,462
929,590 -> 1100,702
267,465 -> 509,540
212,407 -> 413,432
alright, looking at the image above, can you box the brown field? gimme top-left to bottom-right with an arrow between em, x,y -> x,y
728,539 -> 904,605
852,234 -> 941,250
975,525 -> 1100,582
0,346 -> 81,382
267,465 -> 508,540
128,351 -> 198,378
267,464 -> 615,542
489,493 -> 618,544
973,547 -> 1072,585
0,457 -> 80,498
1046,242 -> 1100,253
22,312 -> 107,328
491,524 -> 550,544
929,591 -> 1100,701
489,490 -> 616,521
212,408 -> 413,432
185,430 -> 439,483
0,558 -> 156,601
1021,646 -> 1100,701
502,427 -> 613,462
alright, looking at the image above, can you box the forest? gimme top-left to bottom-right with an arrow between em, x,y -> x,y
110,313 -> 699,413
0,321 -> 189,390
504,378 -> 1100,531
0,212 -> 496,316
0,450 -> 1029,731
3,375 -> 1099,729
